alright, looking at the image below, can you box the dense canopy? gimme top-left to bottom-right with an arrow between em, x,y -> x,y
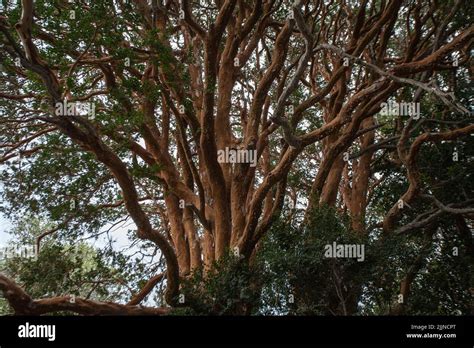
0,0 -> 472,316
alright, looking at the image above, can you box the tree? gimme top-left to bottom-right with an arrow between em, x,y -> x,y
0,0 -> 472,315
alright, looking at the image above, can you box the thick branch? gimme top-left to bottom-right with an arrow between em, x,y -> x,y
0,274 -> 170,315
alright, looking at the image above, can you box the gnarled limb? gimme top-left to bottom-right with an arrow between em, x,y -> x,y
0,274 -> 170,315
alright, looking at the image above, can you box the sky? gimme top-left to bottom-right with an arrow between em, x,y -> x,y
0,215 -> 12,245
0,204 -> 133,253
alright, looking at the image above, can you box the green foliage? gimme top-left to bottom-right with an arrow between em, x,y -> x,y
257,204 -> 368,315
0,241 -> 118,315
0,216 -> 153,315
179,253 -> 262,315
361,221 -> 473,315
0,133 -> 122,243
255,202 -> 473,315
